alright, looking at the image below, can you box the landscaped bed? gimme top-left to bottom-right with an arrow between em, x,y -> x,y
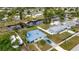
71,26 -> 79,32
60,36 -> 79,51
48,32 -> 72,43
36,40 -> 52,51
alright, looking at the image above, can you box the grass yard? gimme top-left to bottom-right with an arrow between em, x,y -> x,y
27,44 -> 38,51
0,19 -> 29,27
60,36 -> 79,51
48,32 -> 72,43
51,48 -> 57,51
35,15 -> 44,20
36,40 -> 52,51
38,24 -> 50,30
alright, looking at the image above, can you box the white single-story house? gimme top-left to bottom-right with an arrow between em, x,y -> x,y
2,17 -> 8,21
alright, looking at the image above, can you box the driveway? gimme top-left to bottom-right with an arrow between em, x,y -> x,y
44,37 -> 65,51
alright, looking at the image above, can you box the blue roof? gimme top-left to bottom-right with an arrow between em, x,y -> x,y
26,30 -> 46,43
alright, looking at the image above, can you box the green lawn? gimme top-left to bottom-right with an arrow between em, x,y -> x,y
60,36 -> 79,51
48,32 -> 72,43
36,40 -> 52,51
27,44 -> 38,51
38,24 -> 49,30
51,48 -> 57,51
0,31 -> 22,51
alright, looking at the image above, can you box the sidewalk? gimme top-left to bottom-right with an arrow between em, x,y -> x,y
33,44 -> 41,51
67,30 -> 75,34
37,26 -> 53,35
59,30 -> 67,34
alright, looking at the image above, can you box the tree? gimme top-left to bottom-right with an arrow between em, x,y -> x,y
16,7 -> 25,20
55,8 -> 65,21
27,10 -> 31,15
43,8 -> 55,24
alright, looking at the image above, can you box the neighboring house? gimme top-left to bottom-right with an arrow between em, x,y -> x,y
7,25 -> 22,31
26,30 -> 47,43
34,13 -> 43,18
47,25 -> 66,34
73,18 -> 79,25
2,17 -> 8,21
26,20 -> 43,26
50,21 -> 61,26
50,16 -> 61,26
26,21 -> 34,26
48,19 -> 78,34
25,15 -> 31,18
33,20 -> 43,25
51,16 -> 60,21
63,20 -> 77,29
13,15 -> 20,20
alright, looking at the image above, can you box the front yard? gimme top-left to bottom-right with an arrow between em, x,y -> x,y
60,36 -> 79,51
36,40 -> 52,51
38,24 -> 50,30
48,32 -> 72,43
27,44 -> 38,51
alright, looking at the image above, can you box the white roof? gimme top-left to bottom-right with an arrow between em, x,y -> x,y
48,25 -> 66,34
